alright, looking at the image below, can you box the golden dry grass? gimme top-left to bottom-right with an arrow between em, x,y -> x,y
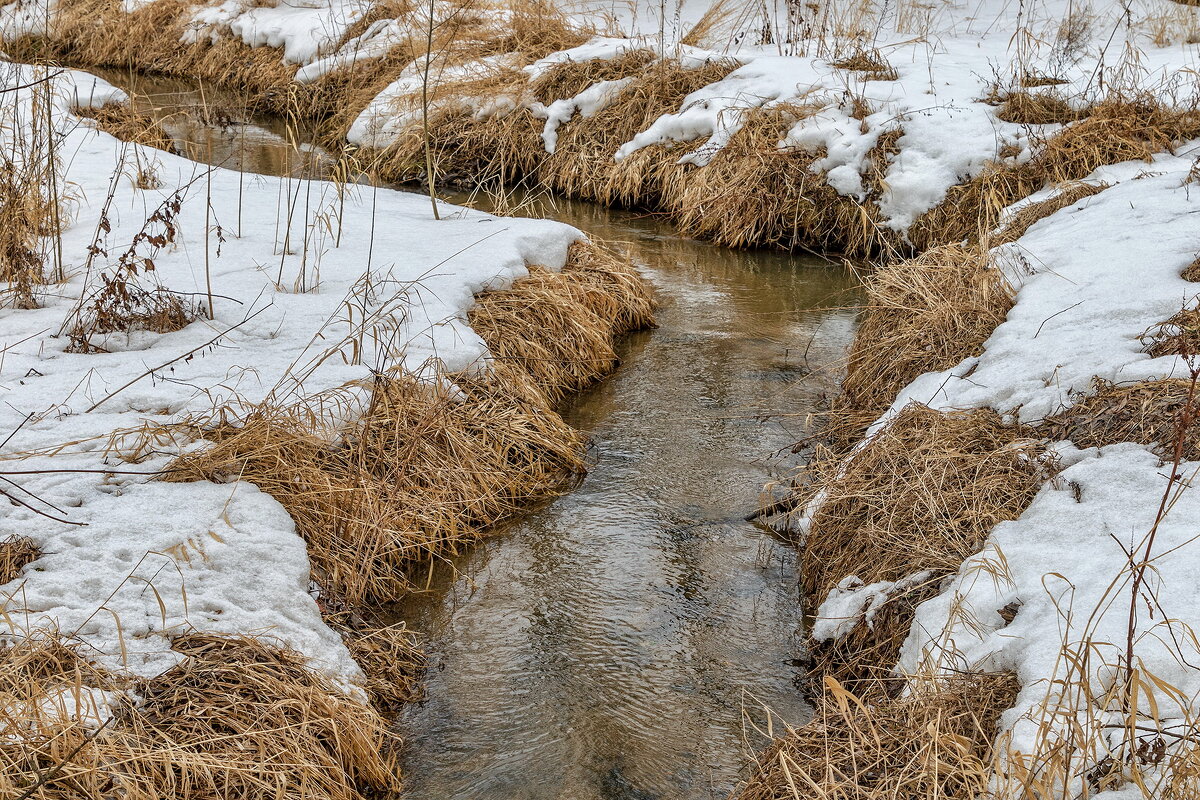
329,616 -> 424,713
1142,307 -> 1200,358
529,48 -> 655,103
996,91 -> 1085,125
831,49 -> 899,81
667,105 -> 901,255
829,244 -> 1013,446
0,536 -> 40,584
738,672 -> 1020,800
1184,256 -> 1200,281
542,57 -> 738,206
990,181 -> 1108,246
1044,378 -> 1200,460
792,405 -> 1053,687
0,633 -> 401,800
910,96 -> 1200,251
168,370 -> 587,607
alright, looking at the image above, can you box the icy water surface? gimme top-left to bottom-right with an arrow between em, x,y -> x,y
96,70 -> 861,800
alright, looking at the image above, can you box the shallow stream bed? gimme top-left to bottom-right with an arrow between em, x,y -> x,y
95,69 -> 861,800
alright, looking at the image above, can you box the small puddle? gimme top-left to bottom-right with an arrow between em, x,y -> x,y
94,69 -> 861,800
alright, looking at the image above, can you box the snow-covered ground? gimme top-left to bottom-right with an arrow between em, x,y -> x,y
0,62 -> 586,690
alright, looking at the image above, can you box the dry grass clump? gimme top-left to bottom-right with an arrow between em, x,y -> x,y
793,405 -> 1053,686
1044,378 -> 1200,460
367,65 -> 545,188
1143,307 -> 1200,358
2,632 -> 399,800
996,90 -> 1086,125
529,47 -> 657,105
1182,255 -> 1200,281
991,181 -> 1108,246
830,244 -> 1013,445
109,634 -> 401,799
71,101 -> 176,152
324,613 -> 424,713
1021,74 -> 1069,88
738,672 -> 1020,800
668,104 -> 901,255
911,95 -> 1200,251
467,241 -> 654,403
541,57 -> 738,206
0,536 -> 40,584
832,48 -> 899,81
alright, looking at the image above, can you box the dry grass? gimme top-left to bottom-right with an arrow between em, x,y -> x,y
168,242 -> 652,607
738,672 -> 1020,800
325,613 -> 425,713
911,96 -> 1200,251
168,370 -> 587,607
0,536 -> 40,584
991,181 -> 1108,246
668,105 -> 901,255
529,47 -> 656,105
542,57 -> 738,206
1044,378 -> 1200,460
1184,256 -> 1200,282
792,405 -> 1054,687
996,91 -> 1085,125
832,49 -> 899,81
830,245 -> 1013,446
0,632 -> 400,800
72,101 -> 176,152
0,68 -> 62,309
1142,307 -> 1200,358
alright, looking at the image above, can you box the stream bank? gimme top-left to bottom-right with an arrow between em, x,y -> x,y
93,69 -> 861,799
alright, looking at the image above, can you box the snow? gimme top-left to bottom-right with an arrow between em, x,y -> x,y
811,570 -> 932,643
533,77 -> 633,152
0,62 -> 586,689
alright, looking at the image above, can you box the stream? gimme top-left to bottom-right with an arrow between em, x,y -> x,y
93,69 -> 861,800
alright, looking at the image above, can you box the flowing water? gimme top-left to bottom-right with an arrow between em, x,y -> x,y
95,70 -> 861,800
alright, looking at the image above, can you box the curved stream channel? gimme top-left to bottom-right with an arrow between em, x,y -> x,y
95,70 -> 861,799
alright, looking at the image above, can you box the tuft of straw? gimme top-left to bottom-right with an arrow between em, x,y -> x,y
794,405 -> 1054,686
667,105 -> 902,255
832,48 -> 899,81
830,244 -> 1012,446
996,91 -> 1085,125
72,101 -> 177,152
0,536 -> 39,584
0,631 -> 399,800
738,672 -> 1020,800
1044,378 -> 1200,460
1184,256 -> 1200,282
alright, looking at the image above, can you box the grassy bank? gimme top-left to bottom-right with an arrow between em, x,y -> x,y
0,61 -> 655,797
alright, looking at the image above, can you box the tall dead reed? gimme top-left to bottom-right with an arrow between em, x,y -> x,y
1,65 -> 64,308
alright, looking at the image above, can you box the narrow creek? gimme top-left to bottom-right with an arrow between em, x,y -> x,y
94,69 -> 862,800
